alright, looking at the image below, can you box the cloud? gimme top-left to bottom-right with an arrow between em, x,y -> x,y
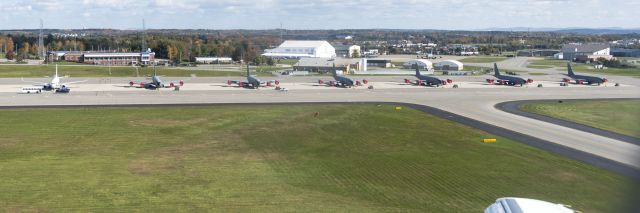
0,3 -> 33,12
0,0 -> 637,29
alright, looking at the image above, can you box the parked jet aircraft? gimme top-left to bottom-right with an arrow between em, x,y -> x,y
21,64 -> 86,92
129,67 -> 183,89
318,64 -> 368,88
563,63 -> 608,85
486,63 -> 532,86
404,67 -> 452,87
227,65 -> 279,89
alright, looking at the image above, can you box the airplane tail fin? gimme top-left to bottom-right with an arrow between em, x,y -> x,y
567,62 -> 575,77
493,63 -> 500,76
55,64 -> 59,77
247,64 -> 250,76
415,66 -> 421,76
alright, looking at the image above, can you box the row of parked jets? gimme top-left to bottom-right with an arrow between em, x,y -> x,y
485,63 -> 608,86
21,63 -> 608,93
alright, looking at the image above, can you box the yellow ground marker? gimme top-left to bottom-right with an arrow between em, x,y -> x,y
483,138 -> 497,143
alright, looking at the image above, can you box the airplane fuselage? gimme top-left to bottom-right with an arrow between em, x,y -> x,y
416,75 -> 443,86
569,75 -> 605,85
140,76 -> 163,89
247,75 -> 262,88
334,75 -> 355,87
43,76 -> 61,90
495,74 -> 527,86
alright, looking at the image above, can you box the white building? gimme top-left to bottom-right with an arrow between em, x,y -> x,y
403,59 -> 433,70
82,52 -> 155,66
195,57 -> 233,64
435,60 -> 464,71
263,40 -> 336,58
362,49 -> 380,56
553,52 -> 563,60
562,44 -> 612,62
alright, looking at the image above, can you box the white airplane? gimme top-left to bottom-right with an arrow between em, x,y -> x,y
21,64 -> 87,92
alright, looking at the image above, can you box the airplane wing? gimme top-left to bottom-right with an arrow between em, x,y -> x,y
162,80 -> 185,88
63,80 -> 88,85
227,80 -> 248,86
128,81 -> 148,88
21,78 -> 47,86
260,80 -> 280,86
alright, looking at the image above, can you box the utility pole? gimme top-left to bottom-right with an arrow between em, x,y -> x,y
141,19 -> 147,52
39,19 -> 45,59
280,22 -> 283,43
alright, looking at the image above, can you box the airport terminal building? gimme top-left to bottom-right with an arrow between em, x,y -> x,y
263,40 -> 336,59
83,52 -> 155,66
48,50 -> 156,65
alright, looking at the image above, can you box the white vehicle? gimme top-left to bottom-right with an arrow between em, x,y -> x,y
485,197 -> 575,213
20,87 -> 43,94
21,64 -> 87,91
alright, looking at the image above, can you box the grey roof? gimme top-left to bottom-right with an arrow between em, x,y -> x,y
562,44 -> 609,53
294,58 -> 359,67
333,45 -> 356,51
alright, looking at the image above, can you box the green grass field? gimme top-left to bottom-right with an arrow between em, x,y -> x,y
276,59 -> 299,65
0,65 -> 263,78
520,100 -> 640,138
0,105 -> 634,212
459,56 -> 507,63
527,65 -> 554,69
527,59 -> 640,77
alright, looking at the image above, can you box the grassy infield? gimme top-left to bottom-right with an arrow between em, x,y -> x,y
0,65 -> 275,78
458,56 -> 507,63
521,100 -> 640,138
0,104 -> 634,212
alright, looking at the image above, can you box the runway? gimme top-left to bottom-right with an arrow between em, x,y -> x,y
1,78 -> 639,176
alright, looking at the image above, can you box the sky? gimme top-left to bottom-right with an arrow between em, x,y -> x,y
0,0 -> 639,30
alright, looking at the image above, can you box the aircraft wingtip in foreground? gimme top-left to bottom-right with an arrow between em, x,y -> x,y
563,62 -> 608,85
317,63 -> 368,88
21,64 -> 87,93
486,63 -> 533,86
227,65 -> 280,89
404,67 -> 452,87
129,67 -> 184,89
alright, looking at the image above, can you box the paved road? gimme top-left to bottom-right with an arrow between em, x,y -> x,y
1,84 -> 638,175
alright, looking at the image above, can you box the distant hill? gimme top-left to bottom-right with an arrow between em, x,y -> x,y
477,27 -> 640,34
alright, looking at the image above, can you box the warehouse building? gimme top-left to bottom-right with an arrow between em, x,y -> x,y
50,50 -> 156,66
334,45 -> 361,58
403,59 -> 433,70
435,60 -> 464,71
365,59 -> 393,68
562,44 -> 613,62
83,51 -> 155,66
195,57 -> 233,64
293,58 -> 361,73
516,49 -> 560,57
611,48 -> 640,57
63,52 -> 84,63
263,40 -> 336,58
